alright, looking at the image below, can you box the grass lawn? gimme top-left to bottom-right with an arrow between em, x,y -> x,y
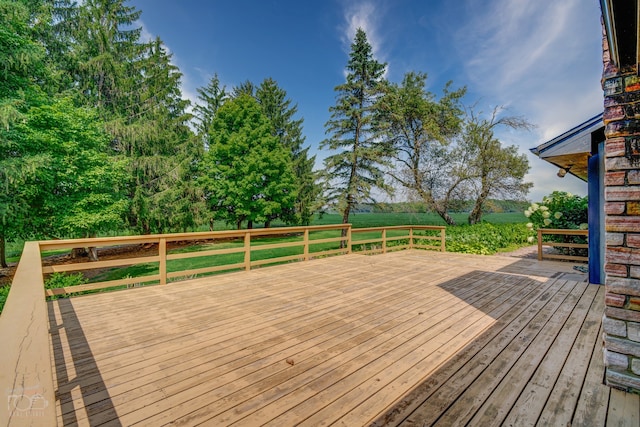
1,211 -> 531,313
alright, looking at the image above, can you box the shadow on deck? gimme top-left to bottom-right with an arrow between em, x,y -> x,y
47,251 -> 637,426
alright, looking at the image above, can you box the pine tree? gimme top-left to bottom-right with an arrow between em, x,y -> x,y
321,28 -> 391,230
65,0 -> 200,233
255,78 -> 320,225
73,0 -> 143,113
194,74 -> 228,148
122,37 -> 201,233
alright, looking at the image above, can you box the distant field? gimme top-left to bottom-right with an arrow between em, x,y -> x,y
312,212 -> 527,227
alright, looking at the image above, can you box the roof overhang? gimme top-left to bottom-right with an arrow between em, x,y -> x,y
601,0 -> 640,70
530,113 -> 604,182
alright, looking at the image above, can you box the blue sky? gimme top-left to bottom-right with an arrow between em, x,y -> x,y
129,0 -> 603,202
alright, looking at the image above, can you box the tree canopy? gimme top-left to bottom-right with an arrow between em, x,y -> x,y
0,4 -> 537,266
201,95 -> 297,229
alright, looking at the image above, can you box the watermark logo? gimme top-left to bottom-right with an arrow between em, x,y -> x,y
7,386 -> 49,417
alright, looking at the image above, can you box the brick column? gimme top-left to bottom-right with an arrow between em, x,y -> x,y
602,21 -> 640,392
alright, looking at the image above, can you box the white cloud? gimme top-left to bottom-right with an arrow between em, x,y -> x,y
340,0 -> 388,75
449,0 -> 602,201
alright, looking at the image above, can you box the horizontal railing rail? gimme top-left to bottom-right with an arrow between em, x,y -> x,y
537,228 -> 589,262
351,225 -> 446,254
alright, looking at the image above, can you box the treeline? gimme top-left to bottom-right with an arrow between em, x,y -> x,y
354,200 -> 530,214
0,0 -> 320,266
1,1 -> 533,267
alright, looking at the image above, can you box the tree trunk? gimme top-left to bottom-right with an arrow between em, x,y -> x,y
468,202 -> 482,225
88,246 -> 99,262
468,187 -> 491,225
71,248 -> 87,258
265,220 -> 271,228
87,233 -> 99,262
237,220 -> 242,230
340,199 -> 352,248
0,234 -> 7,268
434,204 -> 457,226
247,220 -> 253,229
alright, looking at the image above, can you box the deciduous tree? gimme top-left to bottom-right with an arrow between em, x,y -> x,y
380,71 -> 466,225
202,95 -> 296,229
464,108 -> 532,224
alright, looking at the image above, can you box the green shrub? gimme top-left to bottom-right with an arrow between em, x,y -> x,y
523,191 -> 588,254
524,191 -> 588,233
45,272 -> 88,299
445,223 -> 530,255
0,285 -> 9,315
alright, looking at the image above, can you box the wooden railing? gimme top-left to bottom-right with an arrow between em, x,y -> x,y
0,242 -> 57,425
38,224 -> 446,297
0,223 -> 445,425
537,228 -> 589,262
351,225 -> 446,254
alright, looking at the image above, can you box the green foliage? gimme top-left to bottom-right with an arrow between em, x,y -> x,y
44,272 -> 88,299
463,110 -> 532,224
379,71 -> 466,225
322,28 -> 391,223
195,73 -> 228,146
523,191 -> 588,254
524,191 -> 588,234
0,285 -> 8,314
8,98 -> 129,238
255,78 -> 321,225
202,95 -> 297,228
445,223 -> 530,255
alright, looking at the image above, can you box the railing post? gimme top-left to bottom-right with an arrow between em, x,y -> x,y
303,229 -> 309,261
409,227 -> 414,249
347,225 -> 352,254
159,238 -> 167,285
382,229 -> 387,254
537,229 -> 543,261
440,228 -> 446,252
244,232 -> 251,271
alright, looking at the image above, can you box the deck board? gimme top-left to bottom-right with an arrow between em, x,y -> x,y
47,250 -> 636,426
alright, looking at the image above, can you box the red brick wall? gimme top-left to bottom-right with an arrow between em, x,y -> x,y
602,21 -> 640,392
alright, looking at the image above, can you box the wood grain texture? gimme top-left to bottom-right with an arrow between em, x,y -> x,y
44,250 -> 628,426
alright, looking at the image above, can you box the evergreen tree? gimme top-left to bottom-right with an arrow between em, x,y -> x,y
255,78 -> 320,225
67,0 -> 200,233
232,80 -> 256,98
194,73 -> 228,148
202,95 -> 296,229
72,0 -> 143,113
321,28 -> 391,231
122,37 -> 201,233
0,0 -> 48,266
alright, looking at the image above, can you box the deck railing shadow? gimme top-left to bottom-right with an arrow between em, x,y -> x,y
49,298 -> 121,426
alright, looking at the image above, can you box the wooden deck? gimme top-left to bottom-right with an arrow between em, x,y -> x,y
47,250 -> 638,426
